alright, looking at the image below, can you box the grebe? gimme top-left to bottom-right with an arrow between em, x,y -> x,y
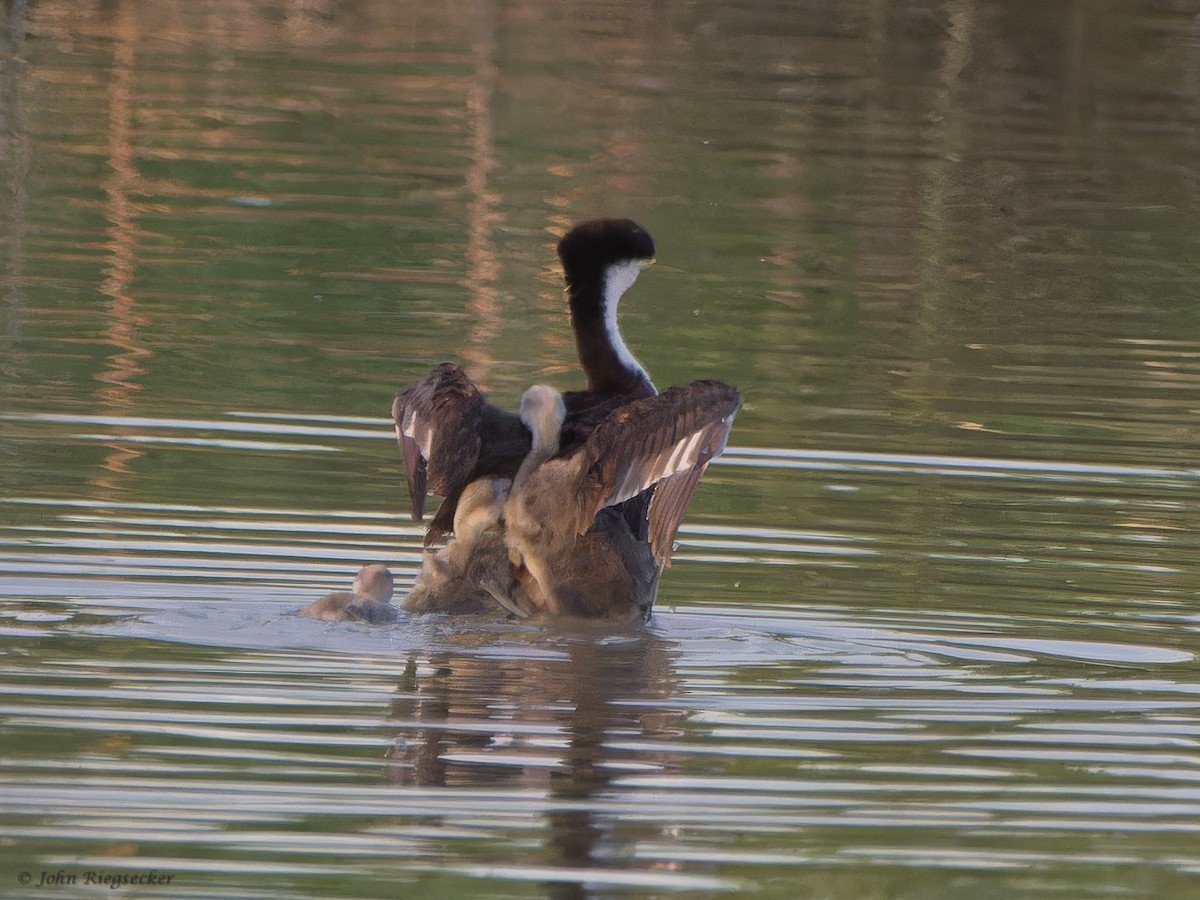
393,218 -> 657,545
500,382 -> 741,620
402,477 -> 515,614
390,218 -> 742,618
299,564 -> 398,624
403,380 -> 740,620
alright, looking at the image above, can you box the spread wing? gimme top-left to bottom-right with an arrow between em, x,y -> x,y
392,363 -> 532,546
581,380 -> 742,566
391,363 -> 484,522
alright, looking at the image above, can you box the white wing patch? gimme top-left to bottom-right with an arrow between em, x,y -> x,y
403,412 -> 434,460
602,424 -> 717,510
664,429 -> 705,474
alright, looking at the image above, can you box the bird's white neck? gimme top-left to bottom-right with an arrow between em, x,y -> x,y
599,260 -> 654,391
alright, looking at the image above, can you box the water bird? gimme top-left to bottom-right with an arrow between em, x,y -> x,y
390,218 -> 741,618
402,477 -> 516,614
500,382 -> 741,620
299,564 -> 398,624
392,218 -> 658,546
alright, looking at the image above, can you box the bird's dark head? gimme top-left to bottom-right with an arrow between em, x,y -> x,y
556,218 -> 656,288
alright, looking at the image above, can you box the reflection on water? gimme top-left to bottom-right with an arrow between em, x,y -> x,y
2,0 -> 1200,897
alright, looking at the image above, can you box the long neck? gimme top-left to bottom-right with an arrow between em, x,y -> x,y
568,262 -> 654,396
512,416 -> 561,490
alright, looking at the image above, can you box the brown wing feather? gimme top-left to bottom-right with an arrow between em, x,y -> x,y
579,380 -> 741,549
644,419 -> 731,566
392,363 -> 484,521
392,393 -> 429,520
